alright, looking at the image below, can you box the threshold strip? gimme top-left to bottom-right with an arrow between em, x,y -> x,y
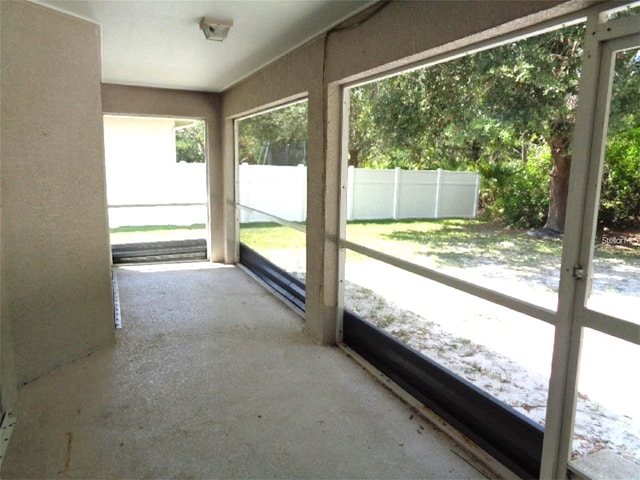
111,239 -> 207,264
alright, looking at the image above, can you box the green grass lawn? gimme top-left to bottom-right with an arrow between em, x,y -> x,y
110,224 -> 206,244
240,219 -> 566,269
239,222 -> 306,250
347,218 -> 562,265
241,218 -> 638,256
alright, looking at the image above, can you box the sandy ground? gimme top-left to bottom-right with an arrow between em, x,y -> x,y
344,277 -> 639,465
267,247 -> 639,465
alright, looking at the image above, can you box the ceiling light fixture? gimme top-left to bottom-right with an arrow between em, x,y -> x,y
200,16 -> 233,42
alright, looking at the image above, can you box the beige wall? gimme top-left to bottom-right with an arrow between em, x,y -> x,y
0,1 -> 114,384
221,0 -> 593,344
101,85 -> 224,261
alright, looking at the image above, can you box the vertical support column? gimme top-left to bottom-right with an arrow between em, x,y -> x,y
336,90 -> 351,342
392,166 -> 401,220
305,70 -> 342,344
303,36 -> 340,345
223,118 -> 239,263
207,94 -> 225,263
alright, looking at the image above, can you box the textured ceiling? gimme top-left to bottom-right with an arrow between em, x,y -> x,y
37,0 -> 374,92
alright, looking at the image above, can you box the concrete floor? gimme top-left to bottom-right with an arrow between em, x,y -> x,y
2,262 -> 490,479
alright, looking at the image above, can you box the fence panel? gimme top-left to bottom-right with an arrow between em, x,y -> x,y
437,170 -> 480,218
109,204 -> 207,228
348,168 -> 396,220
108,162 -> 207,228
238,163 -> 306,223
396,169 -> 439,219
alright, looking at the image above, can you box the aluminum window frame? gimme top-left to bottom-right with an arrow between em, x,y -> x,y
337,3 -> 640,478
542,10 -> 640,478
233,97 -> 310,237
233,98 -> 310,309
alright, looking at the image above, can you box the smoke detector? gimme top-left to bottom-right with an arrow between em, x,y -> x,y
200,17 -> 233,42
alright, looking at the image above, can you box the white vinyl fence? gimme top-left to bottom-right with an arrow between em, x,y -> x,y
238,164 -> 307,223
238,164 -> 479,223
108,163 -> 207,228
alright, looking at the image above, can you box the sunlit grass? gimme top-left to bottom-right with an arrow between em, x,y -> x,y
347,218 -> 562,266
239,222 -> 306,250
110,223 -> 206,233
110,223 -> 206,244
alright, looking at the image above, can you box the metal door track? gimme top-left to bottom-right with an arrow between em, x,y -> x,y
111,239 -> 207,264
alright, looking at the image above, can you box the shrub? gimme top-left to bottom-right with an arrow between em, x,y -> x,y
479,152 -> 550,228
599,128 -> 640,230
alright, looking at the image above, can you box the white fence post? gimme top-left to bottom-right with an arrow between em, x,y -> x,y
347,165 -> 355,221
392,167 -> 401,220
239,163 -> 248,223
472,172 -> 480,218
299,163 -> 306,222
434,168 -> 443,219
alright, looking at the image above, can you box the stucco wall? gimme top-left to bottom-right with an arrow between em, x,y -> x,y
220,0 -> 593,344
101,85 -> 223,261
0,0 -> 17,409
0,1 -> 114,384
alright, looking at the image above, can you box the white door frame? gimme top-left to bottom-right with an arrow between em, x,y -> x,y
541,6 -> 640,478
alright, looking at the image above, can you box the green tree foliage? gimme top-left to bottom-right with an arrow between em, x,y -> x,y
599,48 -> 640,230
348,84 -> 383,167
175,121 -> 205,163
351,56 -> 516,171
477,25 -> 584,233
349,23 -> 639,231
238,102 -> 308,165
479,148 -> 551,228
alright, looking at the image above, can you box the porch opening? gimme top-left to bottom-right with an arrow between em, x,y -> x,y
104,115 -> 208,264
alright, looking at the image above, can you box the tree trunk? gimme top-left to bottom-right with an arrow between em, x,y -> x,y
543,132 -> 572,233
348,148 -> 360,167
